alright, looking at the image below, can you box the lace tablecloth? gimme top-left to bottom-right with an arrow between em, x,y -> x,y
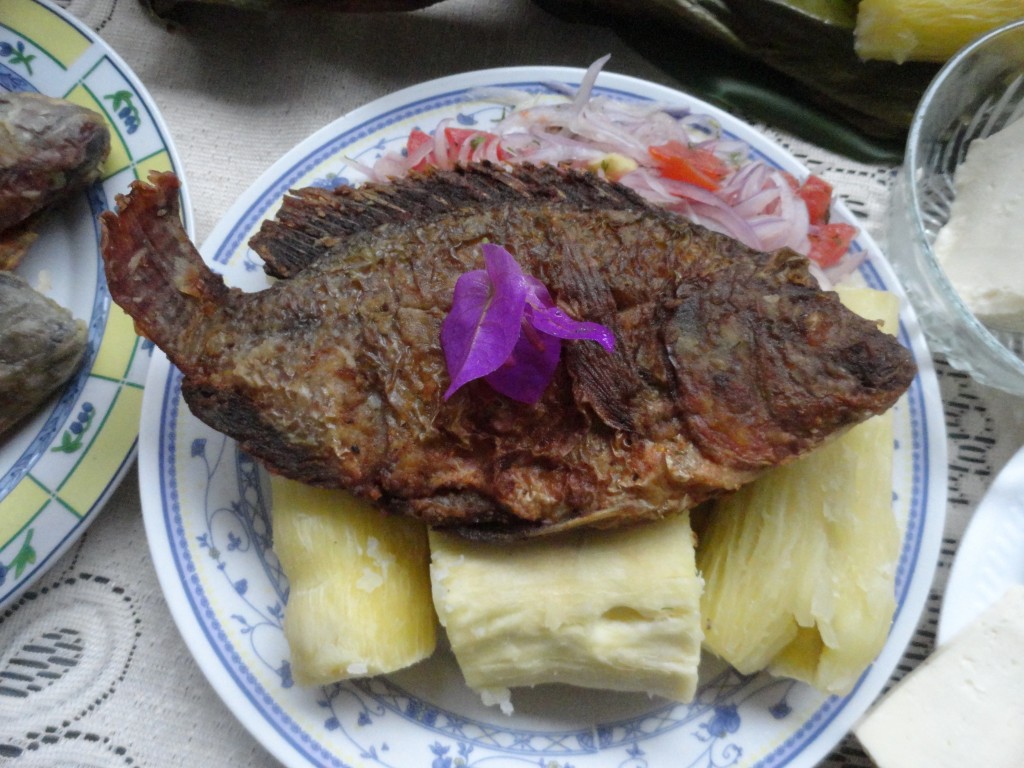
2,0 -> 1023,765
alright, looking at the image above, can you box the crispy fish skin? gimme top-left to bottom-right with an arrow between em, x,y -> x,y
0,91 -> 111,268
250,160 -> 646,279
0,272 -> 87,436
100,166 -> 916,538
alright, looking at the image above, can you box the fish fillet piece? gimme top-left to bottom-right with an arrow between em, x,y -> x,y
0,272 -> 87,436
0,91 -> 111,269
100,165 -> 916,538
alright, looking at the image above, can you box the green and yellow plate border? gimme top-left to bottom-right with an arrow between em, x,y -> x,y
0,0 -> 191,608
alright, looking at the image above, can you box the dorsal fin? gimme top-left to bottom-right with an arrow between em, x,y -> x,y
249,162 -> 652,279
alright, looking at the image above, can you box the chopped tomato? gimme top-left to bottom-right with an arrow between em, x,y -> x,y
796,174 -> 834,225
443,127 -> 487,154
406,128 -> 436,171
780,172 -> 835,225
808,222 -> 858,268
405,126 -> 505,172
648,141 -> 729,191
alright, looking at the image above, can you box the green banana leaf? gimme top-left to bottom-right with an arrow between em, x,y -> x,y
142,0 -> 444,18
532,0 -> 941,162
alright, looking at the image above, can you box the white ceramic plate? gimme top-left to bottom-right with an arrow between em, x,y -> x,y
0,0 -> 191,609
139,67 -> 947,768
938,444 -> 1024,645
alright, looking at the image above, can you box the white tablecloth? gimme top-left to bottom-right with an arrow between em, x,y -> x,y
2,0 -> 1023,765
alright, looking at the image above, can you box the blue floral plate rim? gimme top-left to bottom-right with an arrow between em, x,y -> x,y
137,65 -> 947,768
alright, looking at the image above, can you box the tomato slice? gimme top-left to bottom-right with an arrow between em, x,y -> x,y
406,127 -> 505,171
808,222 -> 857,268
648,141 -> 729,191
443,127 -> 483,154
446,127 -> 506,163
779,172 -> 835,225
406,128 -> 436,171
796,175 -> 834,225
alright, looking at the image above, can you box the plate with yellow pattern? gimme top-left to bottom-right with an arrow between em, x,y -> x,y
0,0 -> 191,610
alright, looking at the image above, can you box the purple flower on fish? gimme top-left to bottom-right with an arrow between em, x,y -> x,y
440,243 -> 615,403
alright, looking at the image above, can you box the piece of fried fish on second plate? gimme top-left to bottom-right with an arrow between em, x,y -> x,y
0,91 -> 110,269
0,271 -> 87,436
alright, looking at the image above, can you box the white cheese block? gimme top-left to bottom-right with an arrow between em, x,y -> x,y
854,584 -> 1024,767
933,117 -> 1024,332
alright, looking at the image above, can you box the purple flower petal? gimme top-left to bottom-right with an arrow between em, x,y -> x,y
523,275 -> 615,352
440,251 -> 528,399
523,274 -> 555,307
440,243 -> 616,403
485,325 -> 561,403
527,303 -> 616,352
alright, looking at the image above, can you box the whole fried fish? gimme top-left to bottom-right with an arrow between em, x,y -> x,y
0,91 -> 111,269
0,272 -> 87,436
100,165 -> 916,538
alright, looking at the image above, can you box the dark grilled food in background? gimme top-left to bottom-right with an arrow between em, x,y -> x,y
532,0 -> 940,160
135,0 -> 939,162
100,164 -> 916,539
142,0 -> 445,22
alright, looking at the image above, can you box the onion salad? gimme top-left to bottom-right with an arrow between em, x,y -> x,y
357,56 -> 863,285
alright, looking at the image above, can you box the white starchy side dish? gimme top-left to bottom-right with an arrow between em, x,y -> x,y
429,513 -> 704,715
855,584 -> 1024,768
271,477 -> 436,685
698,288 -> 901,698
933,117 -> 1024,332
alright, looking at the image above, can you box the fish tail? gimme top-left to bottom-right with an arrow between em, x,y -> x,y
99,171 -> 227,358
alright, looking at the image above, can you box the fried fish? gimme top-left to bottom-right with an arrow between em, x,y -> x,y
100,164 -> 916,538
0,272 -> 87,436
0,91 -> 110,269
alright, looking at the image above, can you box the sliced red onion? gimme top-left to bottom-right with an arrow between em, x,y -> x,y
731,187 -> 785,219
341,155 -> 379,183
749,216 -> 797,249
369,58 -> 858,274
569,54 -> 610,118
432,119 -> 453,171
688,201 -> 763,250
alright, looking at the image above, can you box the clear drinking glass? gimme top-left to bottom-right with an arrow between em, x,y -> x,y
888,19 -> 1024,395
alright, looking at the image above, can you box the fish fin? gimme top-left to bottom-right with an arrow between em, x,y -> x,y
250,161 -> 652,279
555,243 -> 641,432
99,171 -> 228,357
